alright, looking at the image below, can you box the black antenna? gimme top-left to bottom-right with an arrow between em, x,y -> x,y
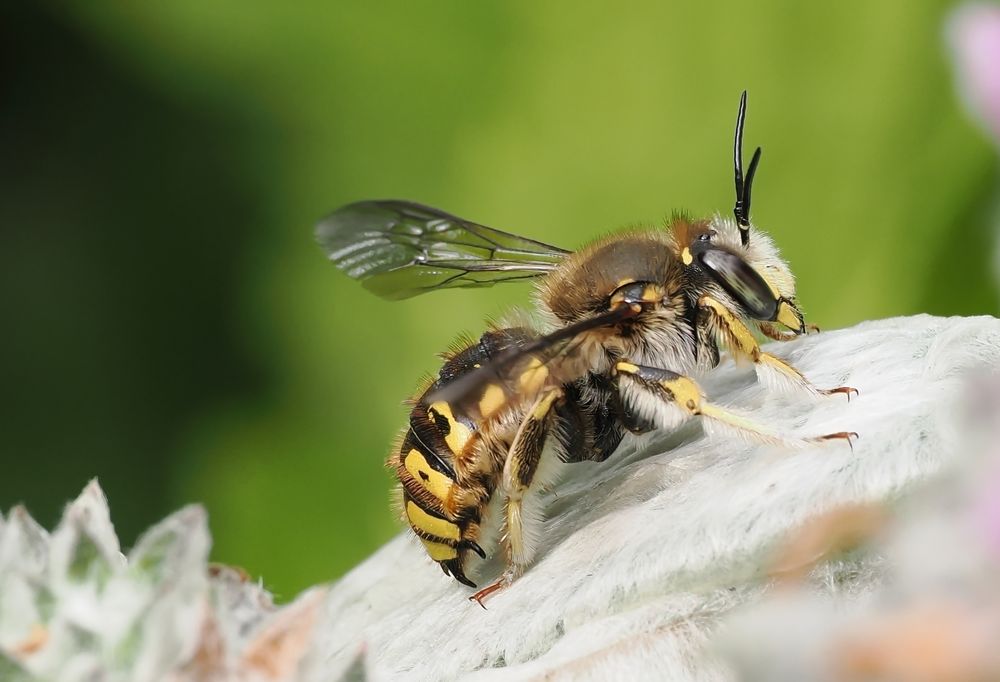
733,90 -> 762,247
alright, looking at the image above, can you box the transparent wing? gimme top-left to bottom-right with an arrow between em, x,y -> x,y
315,200 -> 569,300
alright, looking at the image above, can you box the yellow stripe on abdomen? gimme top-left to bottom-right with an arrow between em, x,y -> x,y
406,501 -> 460,541
478,384 -> 506,418
517,356 -> 549,393
419,538 -> 458,561
403,448 -> 454,503
426,401 -> 472,454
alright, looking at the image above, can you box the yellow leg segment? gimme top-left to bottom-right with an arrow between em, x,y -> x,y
614,361 -> 857,449
700,295 -> 856,400
470,387 -> 562,607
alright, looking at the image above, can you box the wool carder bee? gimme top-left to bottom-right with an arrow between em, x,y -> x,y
316,93 -> 857,604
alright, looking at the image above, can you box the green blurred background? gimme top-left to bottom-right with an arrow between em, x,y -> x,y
2,1 -> 997,599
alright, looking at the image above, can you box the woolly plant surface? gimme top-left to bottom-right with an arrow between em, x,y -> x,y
0,484 -> 343,682
318,314 -> 1000,680
3,314 -> 999,681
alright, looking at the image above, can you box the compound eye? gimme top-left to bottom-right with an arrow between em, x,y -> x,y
697,248 -> 777,320
687,231 -> 717,262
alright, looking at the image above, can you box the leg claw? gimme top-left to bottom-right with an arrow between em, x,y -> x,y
819,431 -> 859,452
822,386 -> 859,402
469,580 -> 507,609
458,540 -> 486,559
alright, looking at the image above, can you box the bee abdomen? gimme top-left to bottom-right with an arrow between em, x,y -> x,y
397,430 -> 451,516
402,495 -> 461,561
394,327 -> 533,584
394,422 -> 463,561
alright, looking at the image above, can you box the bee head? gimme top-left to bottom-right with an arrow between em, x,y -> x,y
693,244 -> 805,334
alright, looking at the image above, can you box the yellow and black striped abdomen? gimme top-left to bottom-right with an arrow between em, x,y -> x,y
397,402 -> 468,560
393,327 -> 533,587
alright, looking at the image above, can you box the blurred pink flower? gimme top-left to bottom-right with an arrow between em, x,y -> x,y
949,3 -> 1000,145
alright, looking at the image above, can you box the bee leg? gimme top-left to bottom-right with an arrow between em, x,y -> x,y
611,387 -> 657,434
757,321 -> 820,341
469,387 -> 563,607
699,296 -> 857,400
614,361 -> 858,448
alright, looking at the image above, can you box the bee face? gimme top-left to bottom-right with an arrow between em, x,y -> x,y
316,91 -> 856,604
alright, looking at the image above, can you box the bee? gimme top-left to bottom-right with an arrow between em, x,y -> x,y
316,92 -> 857,605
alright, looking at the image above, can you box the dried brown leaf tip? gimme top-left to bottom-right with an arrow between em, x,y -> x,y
208,562 -> 253,583
240,587 -> 328,681
174,606 -> 226,681
769,502 -> 888,583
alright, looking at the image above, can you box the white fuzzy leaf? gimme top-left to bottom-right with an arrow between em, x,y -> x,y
206,564 -> 276,668
239,587 -> 327,681
0,507 -> 49,576
0,650 -> 36,682
0,508 -> 51,652
123,505 -> 211,682
48,482 -> 120,601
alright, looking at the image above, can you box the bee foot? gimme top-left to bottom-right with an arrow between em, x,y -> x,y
816,431 -> 859,452
821,386 -> 858,402
469,580 -> 507,609
468,568 -> 520,609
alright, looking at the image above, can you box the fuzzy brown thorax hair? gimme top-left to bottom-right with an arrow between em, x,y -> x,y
537,227 -> 691,324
